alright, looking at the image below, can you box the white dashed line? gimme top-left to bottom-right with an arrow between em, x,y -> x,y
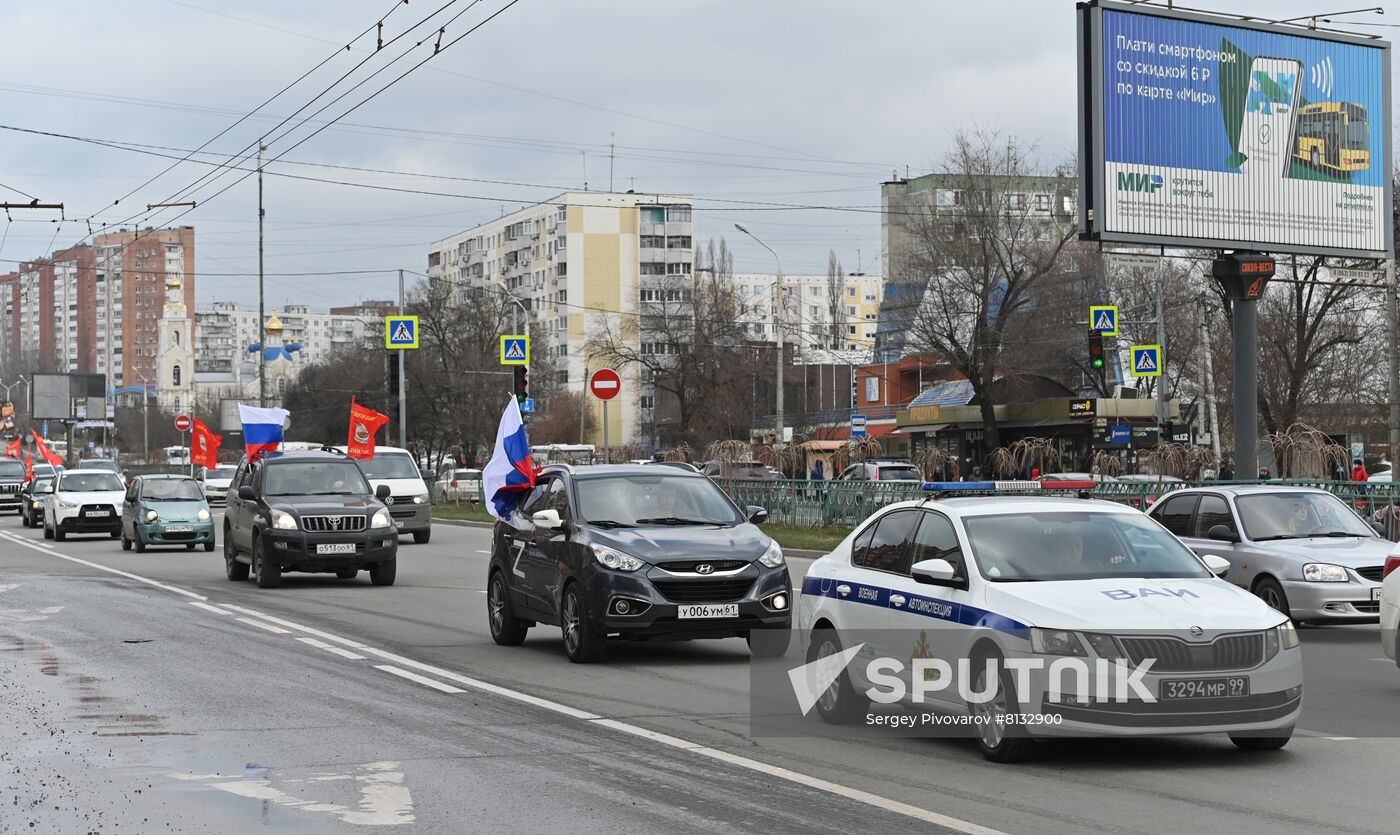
236,617 -> 292,635
475,550 -> 491,554
297,636 -> 366,660
375,665 -> 465,694
189,601 -> 232,615
0,533 -> 206,600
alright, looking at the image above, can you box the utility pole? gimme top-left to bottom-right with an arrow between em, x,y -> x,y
735,223 -> 785,446
1388,259 -> 1399,467
257,141 -> 267,408
398,268 -> 407,449
1198,295 -> 1222,460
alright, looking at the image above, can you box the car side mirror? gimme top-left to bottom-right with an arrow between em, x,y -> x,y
911,558 -> 958,586
746,505 -> 768,524
1202,554 -> 1231,577
1207,525 -> 1239,543
238,485 -> 255,501
375,484 -> 391,500
531,508 -> 564,530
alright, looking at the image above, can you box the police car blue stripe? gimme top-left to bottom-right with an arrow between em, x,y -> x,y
801,575 -> 1029,638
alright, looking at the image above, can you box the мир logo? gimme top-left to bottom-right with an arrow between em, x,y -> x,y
1116,172 -> 1164,193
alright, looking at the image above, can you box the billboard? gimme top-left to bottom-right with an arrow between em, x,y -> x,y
30,373 -> 72,420
1078,1 -> 1391,258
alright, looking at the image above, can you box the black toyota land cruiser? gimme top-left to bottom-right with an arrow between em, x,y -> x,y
223,451 -> 398,589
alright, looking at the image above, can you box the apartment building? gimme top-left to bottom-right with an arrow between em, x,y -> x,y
194,301 -> 385,373
427,192 -> 696,448
730,272 -> 883,363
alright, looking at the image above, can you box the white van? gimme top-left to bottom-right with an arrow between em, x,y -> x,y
335,446 -> 431,544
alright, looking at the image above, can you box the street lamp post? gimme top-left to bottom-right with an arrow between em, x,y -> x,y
132,370 -> 151,464
734,223 -> 785,447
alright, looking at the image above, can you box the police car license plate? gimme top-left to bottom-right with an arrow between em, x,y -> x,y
1160,676 -> 1249,700
1373,587 -> 1383,602
677,604 -> 739,619
164,525 -> 193,533
84,510 -> 109,518
317,543 -> 356,555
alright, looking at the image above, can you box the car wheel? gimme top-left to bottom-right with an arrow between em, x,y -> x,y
54,526 -> 65,542
225,550 -> 250,581
121,528 -> 132,551
254,536 -> 280,589
43,522 -> 53,540
335,568 -> 358,579
134,530 -> 147,553
1229,727 -> 1293,751
806,628 -> 864,723
185,543 -> 196,551
560,583 -> 605,663
369,560 -> 397,587
1254,576 -> 1291,619
413,530 -> 431,545
746,628 -> 791,658
203,541 -> 215,552
969,653 -> 1037,763
487,570 -> 529,646
110,527 -> 120,540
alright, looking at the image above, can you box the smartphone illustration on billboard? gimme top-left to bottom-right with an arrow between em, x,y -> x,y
1239,57 -> 1302,178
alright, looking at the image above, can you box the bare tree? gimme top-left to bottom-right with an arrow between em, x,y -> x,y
825,250 -> 845,350
890,129 -> 1078,450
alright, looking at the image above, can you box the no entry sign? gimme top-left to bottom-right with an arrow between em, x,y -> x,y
589,369 -> 621,401
174,414 -> 192,432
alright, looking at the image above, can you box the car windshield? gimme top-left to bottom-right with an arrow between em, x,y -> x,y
1235,492 -> 1374,540
206,466 -> 237,480
876,466 -> 922,481
962,511 -> 1211,582
577,474 -> 742,527
142,479 -> 204,501
60,473 -> 124,492
83,460 -> 118,472
0,461 -> 25,477
32,478 -> 53,492
264,461 -> 371,496
357,454 -> 421,480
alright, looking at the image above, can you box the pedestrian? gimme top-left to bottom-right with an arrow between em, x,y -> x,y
1258,466 -> 1270,480
1351,458 -> 1368,482
970,466 -> 983,482
810,460 -> 824,481
1218,460 -> 1234,480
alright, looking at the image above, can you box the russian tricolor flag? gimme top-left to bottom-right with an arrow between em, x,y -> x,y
239,404 -> 289,461
482,398 -> 539,520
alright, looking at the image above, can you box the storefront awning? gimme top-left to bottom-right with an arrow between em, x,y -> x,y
894,423 -> 952,435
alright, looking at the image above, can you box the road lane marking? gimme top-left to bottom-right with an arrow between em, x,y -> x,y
298,636 -> 366,660
475,550 -> 490,554
0,532 -> 207,600
236,617 -> 292,635
189,601 -> 232,615
375,665 -> 465,694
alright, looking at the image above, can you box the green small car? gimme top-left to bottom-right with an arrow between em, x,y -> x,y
121,474 -> 215,553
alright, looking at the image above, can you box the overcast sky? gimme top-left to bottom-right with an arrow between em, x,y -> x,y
0,0 -> 1388,309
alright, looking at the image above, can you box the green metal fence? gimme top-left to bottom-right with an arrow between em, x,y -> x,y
714,477 -> 1400,538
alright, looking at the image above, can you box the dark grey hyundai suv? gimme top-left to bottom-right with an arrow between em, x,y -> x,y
487,464 -> 791,663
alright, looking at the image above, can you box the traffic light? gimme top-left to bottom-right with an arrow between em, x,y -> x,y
1087,330 -> 1106,370
513,365 -> 529,404
386,351 -> 401,399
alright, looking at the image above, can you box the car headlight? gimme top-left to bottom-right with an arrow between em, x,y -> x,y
57,499 -> 77,510
1030,628 -> 1087,656
1302,563 -> 1348,582
1082,632 -> 1127,662
270,509 -> 298,530
758,540 -> 784,568
590,544 -> 644,572
196,508 -> 210,522
31,501 -> 41,509
370,508 -> 393,529
412,495 -> 426,505
145,509 -> 159,522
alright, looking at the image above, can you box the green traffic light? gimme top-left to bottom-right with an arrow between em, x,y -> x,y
1091,358 -> 1104,369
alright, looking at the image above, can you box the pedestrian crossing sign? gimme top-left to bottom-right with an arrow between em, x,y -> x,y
385,315 -> 419,349
1089,305 -> 1118,336
500,334 -> 530,366
1130,344 -> 1162,378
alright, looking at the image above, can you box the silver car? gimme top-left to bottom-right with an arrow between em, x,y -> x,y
1146,486 -> 1386,624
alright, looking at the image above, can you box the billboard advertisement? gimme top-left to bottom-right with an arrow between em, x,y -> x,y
30,373 -> 72,420
1078,1 -> 1391,257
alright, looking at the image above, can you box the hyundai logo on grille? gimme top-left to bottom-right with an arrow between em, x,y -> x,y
695,564 -> 714,575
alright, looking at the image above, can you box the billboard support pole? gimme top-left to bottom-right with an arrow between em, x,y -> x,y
1232,297 -> 1259,479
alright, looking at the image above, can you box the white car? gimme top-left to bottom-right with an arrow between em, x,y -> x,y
330,446 -> 431,544
200,464 -> 238,504
798,493 -> 1302,762
436,468 -> 482,503
44,469 -> 127,542
1378,553 -> 1400,662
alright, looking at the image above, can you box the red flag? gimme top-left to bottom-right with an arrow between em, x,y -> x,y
191,418 -> 222,470
4,437 -> 20,460
347,398 -> 391,460
30,431 -> 62,468
23,452 -> 33,482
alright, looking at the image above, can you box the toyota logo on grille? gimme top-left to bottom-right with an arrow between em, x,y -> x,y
329,516 -> 344,530
695,564 -> 714,575
1189,625 -> 1204,638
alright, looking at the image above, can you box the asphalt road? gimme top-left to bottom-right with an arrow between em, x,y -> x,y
2,512 -> 1398,834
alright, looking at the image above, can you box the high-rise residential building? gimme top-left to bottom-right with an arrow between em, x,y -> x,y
427,192 -> 696,448
730,272 -> 883,363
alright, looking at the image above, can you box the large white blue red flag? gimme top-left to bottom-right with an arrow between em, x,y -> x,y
239,404 -> 289,461
482,397 -> 539,520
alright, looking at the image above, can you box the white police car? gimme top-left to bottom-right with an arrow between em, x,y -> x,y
797,487 -> 1303,762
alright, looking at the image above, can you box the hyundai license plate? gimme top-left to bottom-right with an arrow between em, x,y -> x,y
164,525 -> 193,533
677,603 -> 739,619
84,510 -> 110,518
1160,676 -> 1249,700
317,543 -> 356,555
